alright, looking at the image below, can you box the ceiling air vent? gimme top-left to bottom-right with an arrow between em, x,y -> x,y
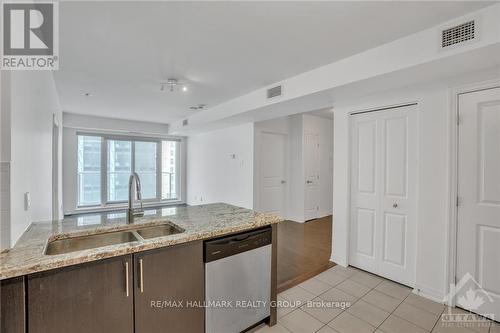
267,85 -> 283,99
442,20 -> 475,48
182,119 -> 189,126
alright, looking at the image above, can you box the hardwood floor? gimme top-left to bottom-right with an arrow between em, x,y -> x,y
277,215 -> 335,293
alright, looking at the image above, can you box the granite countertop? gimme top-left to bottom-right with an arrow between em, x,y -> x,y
0,203 -> 282,280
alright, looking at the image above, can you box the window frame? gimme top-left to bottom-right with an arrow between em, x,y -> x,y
76,131 -> 181,210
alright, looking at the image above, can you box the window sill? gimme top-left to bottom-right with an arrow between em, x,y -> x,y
65,200 -> 185,216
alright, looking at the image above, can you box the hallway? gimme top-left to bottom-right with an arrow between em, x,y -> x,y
278,216 -> 334,292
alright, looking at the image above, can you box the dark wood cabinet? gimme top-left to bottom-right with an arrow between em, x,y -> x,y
134,241 -> 205,333
24,242 -> 205,333
27,255 -> 134,333
14,235 -> 273,332
1,276 -> 26,333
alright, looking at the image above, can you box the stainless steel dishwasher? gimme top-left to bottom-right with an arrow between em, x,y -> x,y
204,227 -> 272,333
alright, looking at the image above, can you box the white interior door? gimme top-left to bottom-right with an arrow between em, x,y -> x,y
304,133 -> 320,221
259,133 -> 286,218
456,87 -> 500,320
350,105 -> 417,286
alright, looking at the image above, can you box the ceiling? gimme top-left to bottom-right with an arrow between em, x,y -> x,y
55,1 -> 494,124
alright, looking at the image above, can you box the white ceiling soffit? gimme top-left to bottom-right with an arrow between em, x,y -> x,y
170,2 -> 500,135
54,1 -> 494,125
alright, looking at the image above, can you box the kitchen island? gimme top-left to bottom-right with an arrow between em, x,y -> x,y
0,203 -> 281,333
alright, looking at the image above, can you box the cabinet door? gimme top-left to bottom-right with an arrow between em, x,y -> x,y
28,255 -> 133,333
1,277 -> 26,333
134,241 -> 204,333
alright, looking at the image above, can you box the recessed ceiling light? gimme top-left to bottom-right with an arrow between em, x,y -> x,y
182,86 -> 188,92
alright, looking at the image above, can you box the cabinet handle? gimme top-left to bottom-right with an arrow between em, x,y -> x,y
139,258 -> 144,293
125,261 -> 129,297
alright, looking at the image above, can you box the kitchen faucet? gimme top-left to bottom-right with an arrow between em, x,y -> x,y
128,172 -> 144,222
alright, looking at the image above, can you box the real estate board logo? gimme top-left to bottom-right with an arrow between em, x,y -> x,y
440,272 -> 495,329
1,1 -> 58,70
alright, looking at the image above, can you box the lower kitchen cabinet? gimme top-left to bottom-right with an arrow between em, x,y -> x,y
27,255 -> 134,333
25,241 -> 205,333
134,241 -> 205,333
1,276 -> 26,333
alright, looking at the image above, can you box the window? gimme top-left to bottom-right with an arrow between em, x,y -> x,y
135,141 -> 157,200
77,136 -> 102,206
107,140 -> 132,202
162,141 -> 177,200
77,134 -> 180,208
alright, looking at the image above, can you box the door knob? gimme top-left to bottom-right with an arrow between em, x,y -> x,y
393,203 -> 398,208
281,180 -> 286,184
306,180 -> 313,184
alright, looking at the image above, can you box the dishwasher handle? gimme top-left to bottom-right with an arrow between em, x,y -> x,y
204,227 -> 272,262
207,233 -> 254,246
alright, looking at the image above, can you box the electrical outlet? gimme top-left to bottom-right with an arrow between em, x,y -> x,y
24,192 -> 31,211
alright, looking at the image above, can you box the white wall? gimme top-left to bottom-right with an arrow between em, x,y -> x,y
254,113 -> 333,221
288,115 -> 305,221
1,71 -> 62,246
63,113 -> 170,135
0,71 -> 12,249
331,69 -> 500,302
186,123 -> 254,209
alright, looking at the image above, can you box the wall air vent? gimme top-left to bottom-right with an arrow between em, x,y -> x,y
267,85 -> 283,99
182,119 -> 189,126
442,20 -> 475,48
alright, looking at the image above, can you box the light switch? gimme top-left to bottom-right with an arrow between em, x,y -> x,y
24,192 -> 31,211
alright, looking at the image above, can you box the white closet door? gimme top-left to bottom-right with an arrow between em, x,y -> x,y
350,113 -> 379,273
350,105 -> 417,286
456,87 -> 500,320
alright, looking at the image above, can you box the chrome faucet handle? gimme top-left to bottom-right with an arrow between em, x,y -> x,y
128,173 -> 144,221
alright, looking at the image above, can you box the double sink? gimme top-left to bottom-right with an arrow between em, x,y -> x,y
45,223 -> 184,255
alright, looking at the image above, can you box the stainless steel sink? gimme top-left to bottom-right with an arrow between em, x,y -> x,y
136,224 -> 183,239
45,222 -> 184,255
45,230 -> 139,255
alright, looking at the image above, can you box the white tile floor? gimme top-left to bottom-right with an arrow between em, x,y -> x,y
250,266 -> 498,333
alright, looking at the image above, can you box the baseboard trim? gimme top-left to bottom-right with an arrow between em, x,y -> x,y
413,284 -> 446,304
330,255 -> 347,267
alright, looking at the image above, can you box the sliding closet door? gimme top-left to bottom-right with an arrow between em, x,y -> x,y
350,105 -> 417,286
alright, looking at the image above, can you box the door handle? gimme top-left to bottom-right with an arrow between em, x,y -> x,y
125,261 -> 129,297
393,203 -> 398,208
139,258 -> 144,293
281,180 -> 286,184
306,180 -> 313,184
